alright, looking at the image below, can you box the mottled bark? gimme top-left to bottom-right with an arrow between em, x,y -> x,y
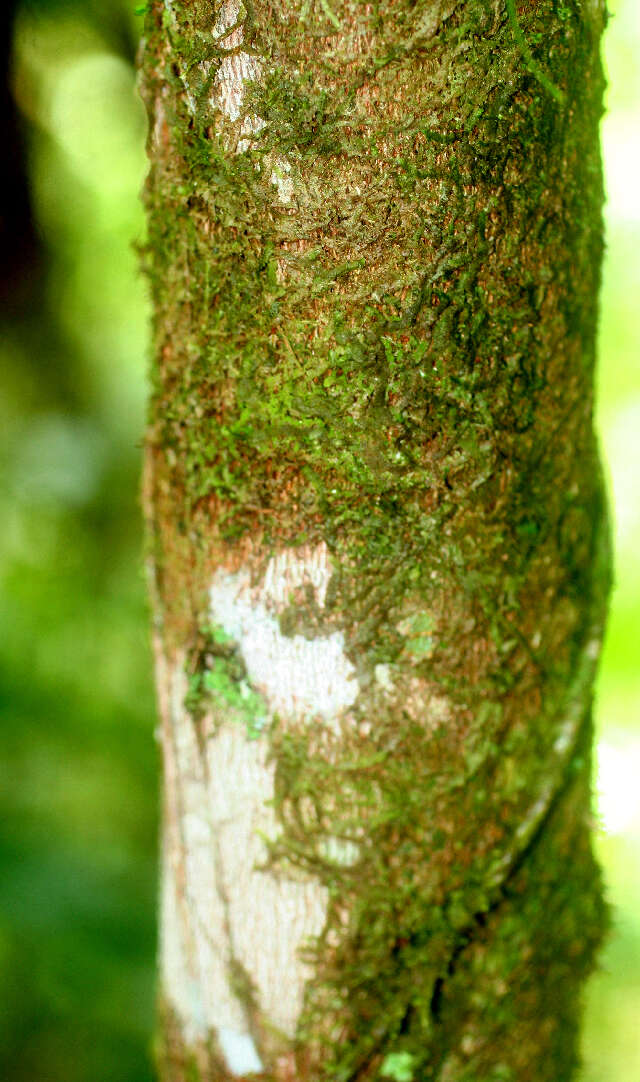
139,2 -> 610,1080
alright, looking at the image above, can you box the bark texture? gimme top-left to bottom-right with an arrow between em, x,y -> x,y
139,2 -> 611,1080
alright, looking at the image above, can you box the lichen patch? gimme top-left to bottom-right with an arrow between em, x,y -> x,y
209,544 -> 359,725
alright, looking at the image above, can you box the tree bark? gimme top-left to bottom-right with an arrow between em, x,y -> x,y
139,2 -> 611,1079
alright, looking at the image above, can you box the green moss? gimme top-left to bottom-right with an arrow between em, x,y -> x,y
141,0 -> 610,1077
505,0 -> 566,104
380,1051 -> 416,1081
245,68 -> 350,157
184,625 -> 268,739
399,612 -> 435,660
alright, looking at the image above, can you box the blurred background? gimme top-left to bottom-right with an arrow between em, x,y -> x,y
0,2 -> 637,1080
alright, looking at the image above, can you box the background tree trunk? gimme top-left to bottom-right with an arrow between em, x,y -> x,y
139,2 -> 610,1079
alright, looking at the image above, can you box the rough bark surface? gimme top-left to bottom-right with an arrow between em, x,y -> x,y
139,2 -> 610,1080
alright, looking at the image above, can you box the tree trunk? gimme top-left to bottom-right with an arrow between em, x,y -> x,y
139,2 -> 610,1079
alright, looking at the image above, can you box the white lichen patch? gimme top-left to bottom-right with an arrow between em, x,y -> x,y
269,157 -> 294,204
205,720 -> 328,1038
212,0 -> 264,150
209,545 -> 358,725
159,545 -> 358,1068
218,1028 -> 264,1076
160,656 -> 329,1056
211,1 -> 295,195
374,663 -> 395,692
318,836 -> 361,868
260,543 -> 334,609
160,660 -> 252,1044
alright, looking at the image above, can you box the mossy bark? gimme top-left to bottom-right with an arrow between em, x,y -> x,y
139,1 -> 611,1080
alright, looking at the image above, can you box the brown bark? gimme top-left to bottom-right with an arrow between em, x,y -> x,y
139,2 -> 610,1079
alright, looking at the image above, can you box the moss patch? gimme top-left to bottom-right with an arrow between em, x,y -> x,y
184,624 -> 268,739
140,0 -> 610,1077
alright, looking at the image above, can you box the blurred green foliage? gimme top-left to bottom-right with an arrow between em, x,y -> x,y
581,6 -> 640,1078
0,2 -> 638,1080
1,3 -> 155,1080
